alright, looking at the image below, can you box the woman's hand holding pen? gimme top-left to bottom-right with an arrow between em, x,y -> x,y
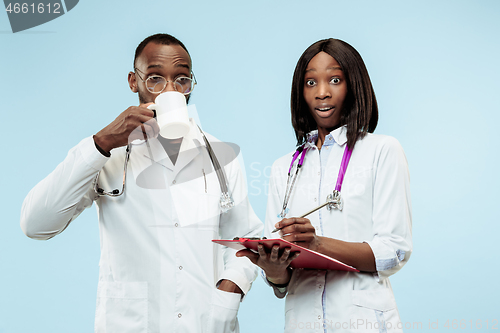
275,217 -> 321,252
236,244 -> 299,285
277,217 -> 377,272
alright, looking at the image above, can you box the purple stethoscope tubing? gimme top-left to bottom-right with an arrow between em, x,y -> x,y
279,143 -> 352,218
335,147 -> 352,192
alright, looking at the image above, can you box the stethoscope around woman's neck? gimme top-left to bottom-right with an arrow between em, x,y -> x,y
279,141 -> 353,219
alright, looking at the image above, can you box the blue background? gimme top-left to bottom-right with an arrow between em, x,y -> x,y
1,0 -> 499,332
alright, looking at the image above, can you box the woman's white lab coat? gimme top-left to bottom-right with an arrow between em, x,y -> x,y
264,126 -> 412,333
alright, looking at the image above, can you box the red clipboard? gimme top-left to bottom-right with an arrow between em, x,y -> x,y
212,238 -> 359,272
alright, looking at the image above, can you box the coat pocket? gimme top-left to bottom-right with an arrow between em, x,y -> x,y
352,289 -> 396,312
95,281 -> 148,333
204,288 -> 241,333
351,289 -> 401,332
171,176 -> 221,228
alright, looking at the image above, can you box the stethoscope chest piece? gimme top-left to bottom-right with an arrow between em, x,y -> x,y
326,190 -> 343,211
219,192 -> 235,214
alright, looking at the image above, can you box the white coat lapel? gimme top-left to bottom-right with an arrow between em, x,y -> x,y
129,138 -> 172,189
171,121 -> 205,179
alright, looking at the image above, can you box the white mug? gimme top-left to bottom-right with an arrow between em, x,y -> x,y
147,91 -> 190,139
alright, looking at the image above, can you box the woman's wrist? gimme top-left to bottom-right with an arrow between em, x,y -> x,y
266,267 -> 292,287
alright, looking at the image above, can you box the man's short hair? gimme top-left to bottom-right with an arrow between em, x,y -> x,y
134,33 -> 190,68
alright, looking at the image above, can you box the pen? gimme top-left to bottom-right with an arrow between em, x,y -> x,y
271,200 -> 332,233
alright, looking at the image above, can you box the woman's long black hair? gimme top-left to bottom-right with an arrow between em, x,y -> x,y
291,38 -> 378,149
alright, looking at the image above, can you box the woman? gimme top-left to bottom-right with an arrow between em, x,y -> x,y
238,39 -> 412,332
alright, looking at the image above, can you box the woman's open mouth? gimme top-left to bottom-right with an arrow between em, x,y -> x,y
314,105 -> 335,117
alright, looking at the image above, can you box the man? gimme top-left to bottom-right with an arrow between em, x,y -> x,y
20,33 -> 263,333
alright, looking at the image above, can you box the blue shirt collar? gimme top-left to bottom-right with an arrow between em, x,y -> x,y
305,126 -> 348,148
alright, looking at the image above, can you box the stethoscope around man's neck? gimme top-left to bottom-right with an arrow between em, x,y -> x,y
93,125 -> 235,214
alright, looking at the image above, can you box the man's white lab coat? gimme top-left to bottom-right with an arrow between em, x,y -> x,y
21,120 -> 263,333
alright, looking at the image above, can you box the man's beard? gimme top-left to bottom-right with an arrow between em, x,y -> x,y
138,90 -> 151,105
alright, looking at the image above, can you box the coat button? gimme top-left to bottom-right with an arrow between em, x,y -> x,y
178,313 -> 182,318
175,223 -> 179,227
172,180 -> 176,184
179,266 -> 183,270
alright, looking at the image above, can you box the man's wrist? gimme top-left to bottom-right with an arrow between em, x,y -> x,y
217,279 -> 243,294
93,135 -> 111,157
